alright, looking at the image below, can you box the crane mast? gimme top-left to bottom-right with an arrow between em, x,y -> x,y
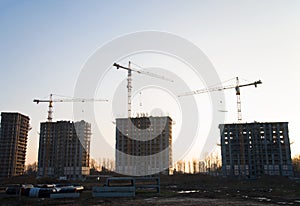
235,77 -> 245,175
48,94 -> 53,122
235,77 -> 242,122
127,62 -> 132,118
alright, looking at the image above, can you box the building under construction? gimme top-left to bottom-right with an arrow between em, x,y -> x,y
116,116 -> 172,176
0,112 -> 30,178
38,120 -> 91,180
220,122 -> 293,178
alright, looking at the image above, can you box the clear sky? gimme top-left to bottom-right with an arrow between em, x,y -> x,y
0,0 -> 299,164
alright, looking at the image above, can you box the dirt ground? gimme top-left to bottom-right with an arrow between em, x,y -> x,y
0,195 -> 284,206
1,174 -> 300,205
94,197 -> 281,206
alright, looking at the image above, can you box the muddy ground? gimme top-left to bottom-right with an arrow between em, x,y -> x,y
1,174 -> 300,205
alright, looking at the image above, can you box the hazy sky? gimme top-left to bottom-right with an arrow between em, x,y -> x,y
0,0 -> 299,164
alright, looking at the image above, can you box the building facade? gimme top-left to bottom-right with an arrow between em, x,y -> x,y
116,116 -> 172,176
220,122 -> 293,178
38,120 -> 91,179
0,112 -> 30,178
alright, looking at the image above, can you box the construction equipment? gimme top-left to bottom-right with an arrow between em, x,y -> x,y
179,77 -> 262,177
178,77 -> 262,122
113,62 -> 173,118
33,94 -> 107,177
33,94 -> 108,122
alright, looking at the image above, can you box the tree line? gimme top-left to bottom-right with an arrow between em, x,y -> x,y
24,155 -> 300,177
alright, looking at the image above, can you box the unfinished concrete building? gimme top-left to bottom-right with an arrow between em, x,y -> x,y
116,116 -> 172,176
220,122 -> 293,178
0,112 -> 30,178
38,120 -> 91,180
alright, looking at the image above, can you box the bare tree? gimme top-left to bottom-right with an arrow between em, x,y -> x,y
25,162 -> 38,174
193,159 -> 198,174
188,161 -> 191,174
199,161 -> 205,173
293,155 -> 300,177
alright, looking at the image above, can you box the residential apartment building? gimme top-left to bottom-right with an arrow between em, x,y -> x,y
38,120 -> 91,179
116,116 -> 172,176
220,122 -> 293,178
0,112 -> 30,178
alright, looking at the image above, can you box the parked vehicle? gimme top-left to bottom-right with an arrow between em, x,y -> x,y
21,184 -> 34,196
72,184 -> 84,193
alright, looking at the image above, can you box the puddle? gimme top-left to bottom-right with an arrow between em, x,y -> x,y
177,190 -> 200,194
145,197 -> 158,201
254,197 -> 271,202
276,202 -> 288,205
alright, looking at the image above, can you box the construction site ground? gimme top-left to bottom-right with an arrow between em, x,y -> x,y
1,174 -> 300,205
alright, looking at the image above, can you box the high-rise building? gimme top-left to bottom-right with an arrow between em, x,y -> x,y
0,112 -> 30,178
38,120 -> 91,180
220,122 -> 293,178
116,116 -> 172,176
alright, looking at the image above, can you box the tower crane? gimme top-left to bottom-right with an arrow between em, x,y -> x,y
178,77 -> 262,122
33,94 -> 107,177
33,94 -> 108,122
179,77 -> 262,176
113,62 -> 173,118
